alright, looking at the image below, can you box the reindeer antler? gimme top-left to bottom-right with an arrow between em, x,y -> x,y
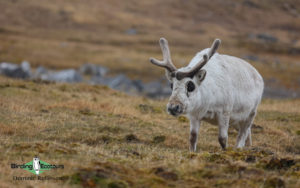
175,39 -> 221,80
149,38 -> 177,73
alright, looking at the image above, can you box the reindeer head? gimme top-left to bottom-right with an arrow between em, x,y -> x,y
149,38 -> 221,116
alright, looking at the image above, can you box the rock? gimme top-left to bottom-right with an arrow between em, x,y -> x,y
242,0 -> 260,9
109,75 -> 130,89
131,80 -> 144,92
33,66 -> 48,78
263,86 -> 299,98
126,28 -> 137,35
40,69 -> 82,83
21,61 -> 31,74
79,63 -> 108,77
248,33 -> 278,43
253,33 -> 278,43
242,55 -> 259,62
91,74 -> 142,94
143,81 -> 172,98
91,74 -> 172,98
263,78 -> 300,98
0,61 -> 31,79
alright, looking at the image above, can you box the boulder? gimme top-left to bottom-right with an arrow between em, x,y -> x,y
40,69 -> 82,83
249,33 -> 278,43
33,66 -> 48,78
91,74 -> 143,94
143,81 -> 172,98
0,61 -> 31,79
242,55 -> 259,62
79,63 -> 108,77
126,28 -> 137,35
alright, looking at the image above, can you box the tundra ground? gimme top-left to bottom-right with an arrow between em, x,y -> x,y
0,0 -> 300,89
0,76 -> 299,188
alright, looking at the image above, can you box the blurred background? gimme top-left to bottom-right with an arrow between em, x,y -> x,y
0,0 -> 300,98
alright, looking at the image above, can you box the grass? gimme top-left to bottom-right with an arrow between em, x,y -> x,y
0,76 -> 299,187
0,0 -> 300,86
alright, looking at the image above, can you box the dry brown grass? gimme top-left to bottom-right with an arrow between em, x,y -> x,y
0,76 -> 299,187
0,0 -> 300,85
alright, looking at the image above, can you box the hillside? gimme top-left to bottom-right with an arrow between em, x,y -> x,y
0,76 -> 299,187
0,0 -> 300,90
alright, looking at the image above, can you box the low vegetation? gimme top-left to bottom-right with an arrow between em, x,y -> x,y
0,76 -> 299,187
0,0 -> 300,88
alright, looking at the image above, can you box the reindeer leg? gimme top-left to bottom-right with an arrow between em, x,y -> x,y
218,112 -> 230,150
189,117 -> 201,152
236,111 -> 256,148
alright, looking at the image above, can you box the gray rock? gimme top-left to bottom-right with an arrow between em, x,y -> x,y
0,61 -> 31,79
131,80 -> 144,92
21,61 -> 31,74
32,66 -> 48,80
126,28 -> 137,35
263,78 -> 300,98
242,0 -> 260,9
255,33 -> 278,43
263,86 -> 299,98
143,81 -> 172,98
242,55 -> 259,62
40,69 -> 82,83
91,74 -> 142,94
35,66 -> 48,75
79,63 -> 108,77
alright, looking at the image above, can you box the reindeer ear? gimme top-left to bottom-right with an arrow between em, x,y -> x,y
195,69 -> 206,84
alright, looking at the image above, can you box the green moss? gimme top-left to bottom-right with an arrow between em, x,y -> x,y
137,104 -> 162,114
178,116 -> 189,123
152,135 -> 166,144
201,153 -> 229,164
264,177 -> 285,188
195,169 -> 216,179
214,179 -> 234,187
108,180 -> 128,188
79,108 -> 94,116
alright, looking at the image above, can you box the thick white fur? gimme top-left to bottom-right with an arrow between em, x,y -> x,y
166,48 -> 264,151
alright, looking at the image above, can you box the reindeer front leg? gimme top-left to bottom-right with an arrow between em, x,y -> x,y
218,112 -> 230,150
189,117 -> 201,152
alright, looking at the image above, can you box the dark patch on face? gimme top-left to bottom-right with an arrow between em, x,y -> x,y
187,81 -> 195,92
186,81 -> 195,97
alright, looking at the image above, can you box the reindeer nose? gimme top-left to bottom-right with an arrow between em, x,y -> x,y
167,104 -> 182,116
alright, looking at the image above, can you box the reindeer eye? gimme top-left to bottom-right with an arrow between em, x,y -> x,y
170,83 -> 173,90
187,81 -> 195,92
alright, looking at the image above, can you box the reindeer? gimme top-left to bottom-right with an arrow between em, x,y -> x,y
149,38 -> 264,152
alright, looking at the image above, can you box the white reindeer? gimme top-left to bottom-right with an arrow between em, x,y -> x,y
149,38 -> 264,151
